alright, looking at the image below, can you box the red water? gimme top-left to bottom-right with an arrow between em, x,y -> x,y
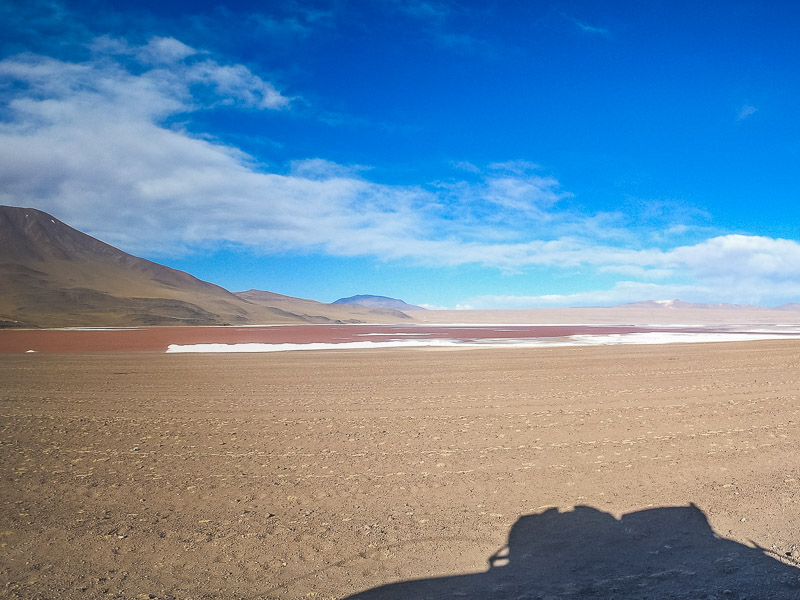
0,324 -> 741,354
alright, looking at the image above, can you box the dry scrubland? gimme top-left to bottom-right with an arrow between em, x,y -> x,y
2,342 -> 800,598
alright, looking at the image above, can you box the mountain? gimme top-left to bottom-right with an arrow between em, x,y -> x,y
0,206 -> 411,327
774,302 -> 800,311
332,294 -> 425,311
618,299 -> 766,310
235,290 -> 412,321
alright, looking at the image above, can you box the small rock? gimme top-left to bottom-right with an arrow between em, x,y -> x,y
133,446 -> 140,452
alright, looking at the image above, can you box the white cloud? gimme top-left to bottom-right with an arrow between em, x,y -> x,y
186,60 -> 290,109
2,38 -> 800,307
668,235 -> 800,279
597,265 -> 675,279
483,174 -> 567,214
449,160 -> 481,173
417,303 -> 451,310
0,42 -> 602,262
89,35 -> 197,65
137,37 -> 197,64
459,236 -> 800,308
488,160 -> 541,174
664,224 -> 690,236
288,158 -> 371,179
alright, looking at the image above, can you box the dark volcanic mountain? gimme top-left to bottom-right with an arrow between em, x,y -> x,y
332,294 -> 425,311
0,206 -> 411,327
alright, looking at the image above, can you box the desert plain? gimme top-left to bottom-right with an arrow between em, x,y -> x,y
3,328 -> 800,598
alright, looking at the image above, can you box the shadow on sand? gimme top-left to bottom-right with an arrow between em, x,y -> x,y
344,504 -> 800,599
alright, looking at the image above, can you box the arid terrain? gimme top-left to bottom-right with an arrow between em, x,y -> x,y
0,206 -> 412,329
3,340 -> 800,598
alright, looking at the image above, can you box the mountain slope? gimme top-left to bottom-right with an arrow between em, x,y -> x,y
774,302 -> 800,311
236,290 -> 412,321
0,206 -> 287,327
332,294 -> 425,311
0,206 -> 411,327
614,299 -> 798,310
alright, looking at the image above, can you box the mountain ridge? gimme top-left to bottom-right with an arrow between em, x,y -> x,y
616,299 -> 800,311
332,294 -> 425,311
234,289 -> 413,321
3,205 -> 800,328
0,206 -> 412,327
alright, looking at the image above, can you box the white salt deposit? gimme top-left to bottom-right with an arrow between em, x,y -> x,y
165,331 -> 800,353
167,339 -> 467,353
568,332 -> 800,345
356,332 -> 435,336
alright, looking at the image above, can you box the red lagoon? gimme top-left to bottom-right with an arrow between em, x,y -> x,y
0,324 -> 753,354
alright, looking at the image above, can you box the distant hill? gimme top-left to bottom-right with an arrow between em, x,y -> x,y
617,299 -> 800,311
0,206 -> 412,327
618,299 -> 764,310
332,294 -> 425,311
774,302 -> 800,311
234,290 -> 413,321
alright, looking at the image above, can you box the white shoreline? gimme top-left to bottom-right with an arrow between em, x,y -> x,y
165,332 -> 800,353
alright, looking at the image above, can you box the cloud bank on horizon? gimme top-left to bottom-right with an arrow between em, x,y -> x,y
2,1 -> 800,308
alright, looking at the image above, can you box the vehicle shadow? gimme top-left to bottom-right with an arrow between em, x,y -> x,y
344,504 -> 800,599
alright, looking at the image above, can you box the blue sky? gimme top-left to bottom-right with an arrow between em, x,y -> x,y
3,1 -> 800,308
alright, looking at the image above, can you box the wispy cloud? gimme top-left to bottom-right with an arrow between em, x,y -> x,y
246,2 -> 336,40
385,0 -> 492,55
87,35 -> 292,110
393,0 -> 451,21
737,104 -> 757,121
572,19 -> 610,37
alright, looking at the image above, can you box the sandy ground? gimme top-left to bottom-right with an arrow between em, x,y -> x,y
2,342 -> 800,598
